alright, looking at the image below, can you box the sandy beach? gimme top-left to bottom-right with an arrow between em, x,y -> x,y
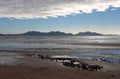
0,56 -> 120,79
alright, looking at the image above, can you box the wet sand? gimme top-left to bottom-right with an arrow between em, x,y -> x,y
0,65 -> 120,79
0,56 -> 120,79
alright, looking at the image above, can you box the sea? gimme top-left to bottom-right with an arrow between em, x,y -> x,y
0,36 -> 120,65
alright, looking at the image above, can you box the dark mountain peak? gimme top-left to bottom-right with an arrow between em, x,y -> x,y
76,31 -> 103,36
26,31 -> 40,33
49,31 -> 64,34
21,31 -> 44,36
0,34 -> 4,36
0,31 -> 104,36
19,31 -> 72,36
48,31 -> 72,36
25,31 -> 43,34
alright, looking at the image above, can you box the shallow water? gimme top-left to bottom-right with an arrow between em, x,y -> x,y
71,54 -> 120,63
0,42 -> 120,49
53,54 -> 120,63
0,36 -> 120,43
0,36 -> 120,64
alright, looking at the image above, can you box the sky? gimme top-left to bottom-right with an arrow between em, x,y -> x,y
0,0 -> 120,34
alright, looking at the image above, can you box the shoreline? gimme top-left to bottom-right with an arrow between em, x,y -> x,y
0,57 -> 120,79
0,51 -> 120,79
1,54 -> 120,71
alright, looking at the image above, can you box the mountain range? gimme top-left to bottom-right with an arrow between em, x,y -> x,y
75,31 -> 103,36
0,31 -> 104,36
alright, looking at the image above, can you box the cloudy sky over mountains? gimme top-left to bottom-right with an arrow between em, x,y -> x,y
0,0 -> 120,34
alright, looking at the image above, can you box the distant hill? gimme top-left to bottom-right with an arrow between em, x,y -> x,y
0,34 -> 4,36
0,31 -> 73,36
76,31 -> 103,36
21,31 -> 73,36
21,31 -> 46,36
0,31 -> 104,36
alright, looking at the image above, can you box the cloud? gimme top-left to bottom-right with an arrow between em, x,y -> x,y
0,0 -> 120,19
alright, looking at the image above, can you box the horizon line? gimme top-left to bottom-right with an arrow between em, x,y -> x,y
0,30 -> 119,35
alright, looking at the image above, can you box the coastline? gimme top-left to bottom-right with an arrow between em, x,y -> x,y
0,56 -> 120,79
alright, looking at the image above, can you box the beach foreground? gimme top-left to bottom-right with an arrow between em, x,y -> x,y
0,56 -> 120,79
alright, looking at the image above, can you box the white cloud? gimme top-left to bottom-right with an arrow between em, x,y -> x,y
0,0 -> 120,19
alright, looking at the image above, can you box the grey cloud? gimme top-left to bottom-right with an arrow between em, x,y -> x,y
0,0 -> 120,19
